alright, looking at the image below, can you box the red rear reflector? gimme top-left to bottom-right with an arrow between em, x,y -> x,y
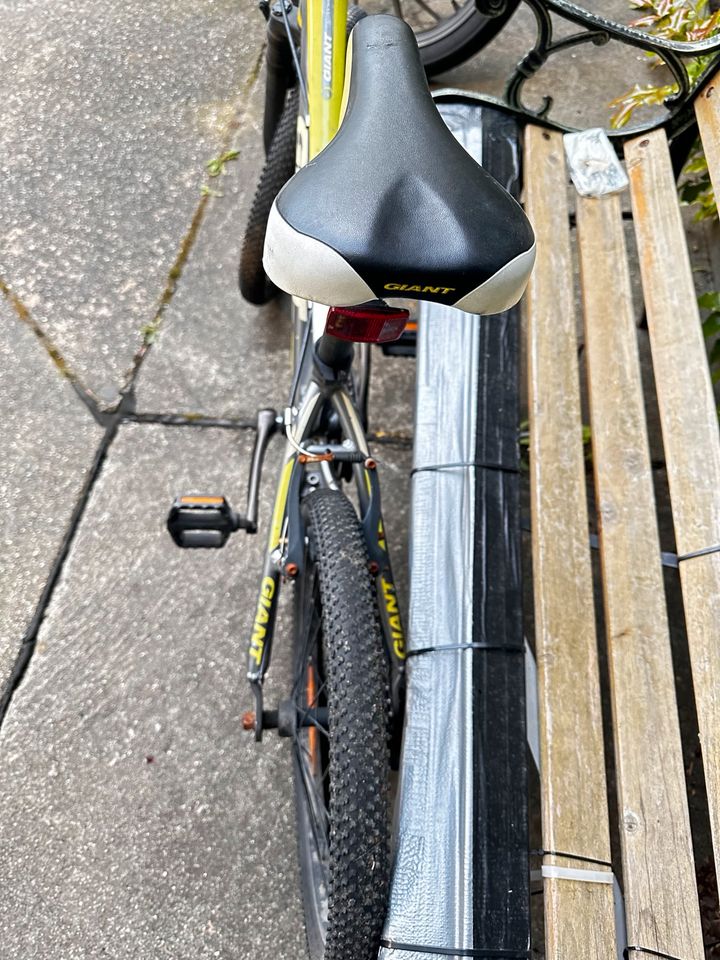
325,305 -> 410,344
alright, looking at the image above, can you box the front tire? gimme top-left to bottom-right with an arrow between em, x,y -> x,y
292,489 -> 391,960
239,86 -> 298,305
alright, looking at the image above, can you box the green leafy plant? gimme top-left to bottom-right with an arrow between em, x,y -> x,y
609,1 -> 718,220
609,2 -> 718,222
199,149 -> 240,198
697,291 -> 720,382
610,1 -> 720,130
140,318 -> 162,345
678,143 -> 717,220
205,149 -> 240,178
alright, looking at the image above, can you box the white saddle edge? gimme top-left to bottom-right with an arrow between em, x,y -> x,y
264,200 -> 536,316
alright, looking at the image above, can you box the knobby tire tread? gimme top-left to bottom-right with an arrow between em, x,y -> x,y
239,86 -> 298,304
295,489 -> 391,960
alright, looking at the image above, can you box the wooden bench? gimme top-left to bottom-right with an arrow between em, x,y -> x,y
525,80 -> 720,959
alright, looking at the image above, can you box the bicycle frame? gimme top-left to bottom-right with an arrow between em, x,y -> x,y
246,0 -> 410,741
250,19 -> 533,959
248,1 -> 534,947
246,3 -> 537,955
247,344 -> 407,732
304,0 -> 348,158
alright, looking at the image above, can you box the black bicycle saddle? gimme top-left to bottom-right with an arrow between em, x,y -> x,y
263,14 -> 535,315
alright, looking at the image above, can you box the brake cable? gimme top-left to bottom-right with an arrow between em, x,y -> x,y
279,0 -> 309,112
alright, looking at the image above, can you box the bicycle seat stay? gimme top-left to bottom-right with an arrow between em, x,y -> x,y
263,14 -> 535,316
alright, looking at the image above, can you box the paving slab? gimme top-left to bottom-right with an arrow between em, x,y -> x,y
133,76 -> 292,420
0,423 -> 306,959
364,351 -> 415,439
0,0 -> 265,404
0,297 -> 103,694
0,421 -> 412,958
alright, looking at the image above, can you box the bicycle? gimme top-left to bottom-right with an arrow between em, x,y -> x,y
241,3 -> 534,957
170,1 -> 533,954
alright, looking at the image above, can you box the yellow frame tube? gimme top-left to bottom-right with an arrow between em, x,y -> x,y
305,0 -> 349,158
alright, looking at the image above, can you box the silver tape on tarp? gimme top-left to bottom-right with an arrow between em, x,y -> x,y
379,301 -> 480,960
380,99 -> 531,960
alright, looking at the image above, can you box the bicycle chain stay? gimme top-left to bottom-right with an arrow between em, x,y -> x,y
246,441 -> 407,737
361,461 -> 406,712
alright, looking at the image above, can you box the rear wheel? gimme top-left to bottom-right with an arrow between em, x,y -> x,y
292,488 -> 391,960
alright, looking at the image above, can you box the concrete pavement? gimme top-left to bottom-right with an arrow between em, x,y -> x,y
0,2 -> 309,956
0,427 -> 306,959
0,0 -> 266,404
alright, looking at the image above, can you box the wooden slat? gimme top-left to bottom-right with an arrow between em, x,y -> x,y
576,190 -> 704,959
524,126 -> 616,960
640,104 -> 720,871
696,78 -> 720,226
626,127 -> 720,559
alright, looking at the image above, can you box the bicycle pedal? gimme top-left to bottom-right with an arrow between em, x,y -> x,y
167,495 -> 248,549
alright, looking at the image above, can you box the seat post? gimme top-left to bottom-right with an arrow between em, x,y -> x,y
314,332 -> 354,374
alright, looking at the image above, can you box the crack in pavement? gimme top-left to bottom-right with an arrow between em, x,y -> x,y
125,413 -> 415,448
0,398 -> 130,727
0,275 -> 108,425
118,44 -> 267,405
368,431 -> 413,447
2,43 -> 266,426
119,192 -> 211,397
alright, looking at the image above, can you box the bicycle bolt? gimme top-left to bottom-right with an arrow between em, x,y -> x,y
285,562 -> 299,577
365,458 -> 377,470
368,561 -> 380,575
241,711 -> 256,731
